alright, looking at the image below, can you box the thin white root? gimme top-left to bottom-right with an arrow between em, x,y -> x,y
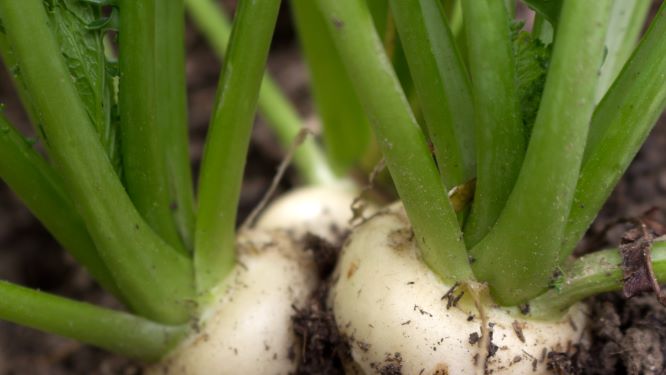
242,128 -> 312,230
463,281 -> 490,375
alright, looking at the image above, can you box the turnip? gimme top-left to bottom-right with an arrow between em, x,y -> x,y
1,0 -> 666,373
332,203 -> 588,374
147,183 -> 360,375
147,229 -> 318,375
310,0 -> 666,373
0,0 -> 364,373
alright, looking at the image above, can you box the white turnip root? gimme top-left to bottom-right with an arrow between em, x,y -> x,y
149,185 -> 359,374
148,229 -> 317,375
256,182 -> 360,242
330,203 -> 587,375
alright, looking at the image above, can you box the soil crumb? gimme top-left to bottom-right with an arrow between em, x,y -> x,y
291,284 -> 348,375
302,233 -> 346,279
573,294 -> 666,375
547,351 -> 577,375
292,229 -> 350,375
370,352 -> 403,375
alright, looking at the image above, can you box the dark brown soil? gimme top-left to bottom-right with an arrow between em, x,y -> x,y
1,2 -> 666,375
575,294 -> 666,375
292,283 -> 348,375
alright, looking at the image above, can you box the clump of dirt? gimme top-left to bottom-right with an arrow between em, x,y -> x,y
369,352 -> 403,375
547,350 -> 577,375
572,294 -> 666,375
301,233 -> 347,279
291,283 -> 348,375
290,228 -> 355,375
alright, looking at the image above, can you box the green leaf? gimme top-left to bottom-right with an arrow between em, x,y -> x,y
521,0 -> 562,26
43,0 -> 120,175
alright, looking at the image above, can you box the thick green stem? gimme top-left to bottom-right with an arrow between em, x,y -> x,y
529,241 -> 666,319
0,27 -> 39,127
443,0 -> 463,42
0,115 -> 121,299
185,0 -> 335,185
594,0 -> 651,104
389,22 -> 422,127
449,0 -> 469,68
195,0 -> 282,293
118,0 -> 186,254
292,0 -> 372,175
315,0 -> 473,282
470,0 -> 612,305
522,0 -> 562,28
504,0 -> 516,16
0,0 -> 194,324
389,0 -> 476,190
366,0 -> 389,35
0,280 -> 187,362
155,0 -> 196,251
462,0 -> 525,247
563,2 -> 666,259
532,14 -> 554,44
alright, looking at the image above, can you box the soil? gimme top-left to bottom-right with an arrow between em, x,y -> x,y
292,283 -> 348,375
1,1 -> 666,375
